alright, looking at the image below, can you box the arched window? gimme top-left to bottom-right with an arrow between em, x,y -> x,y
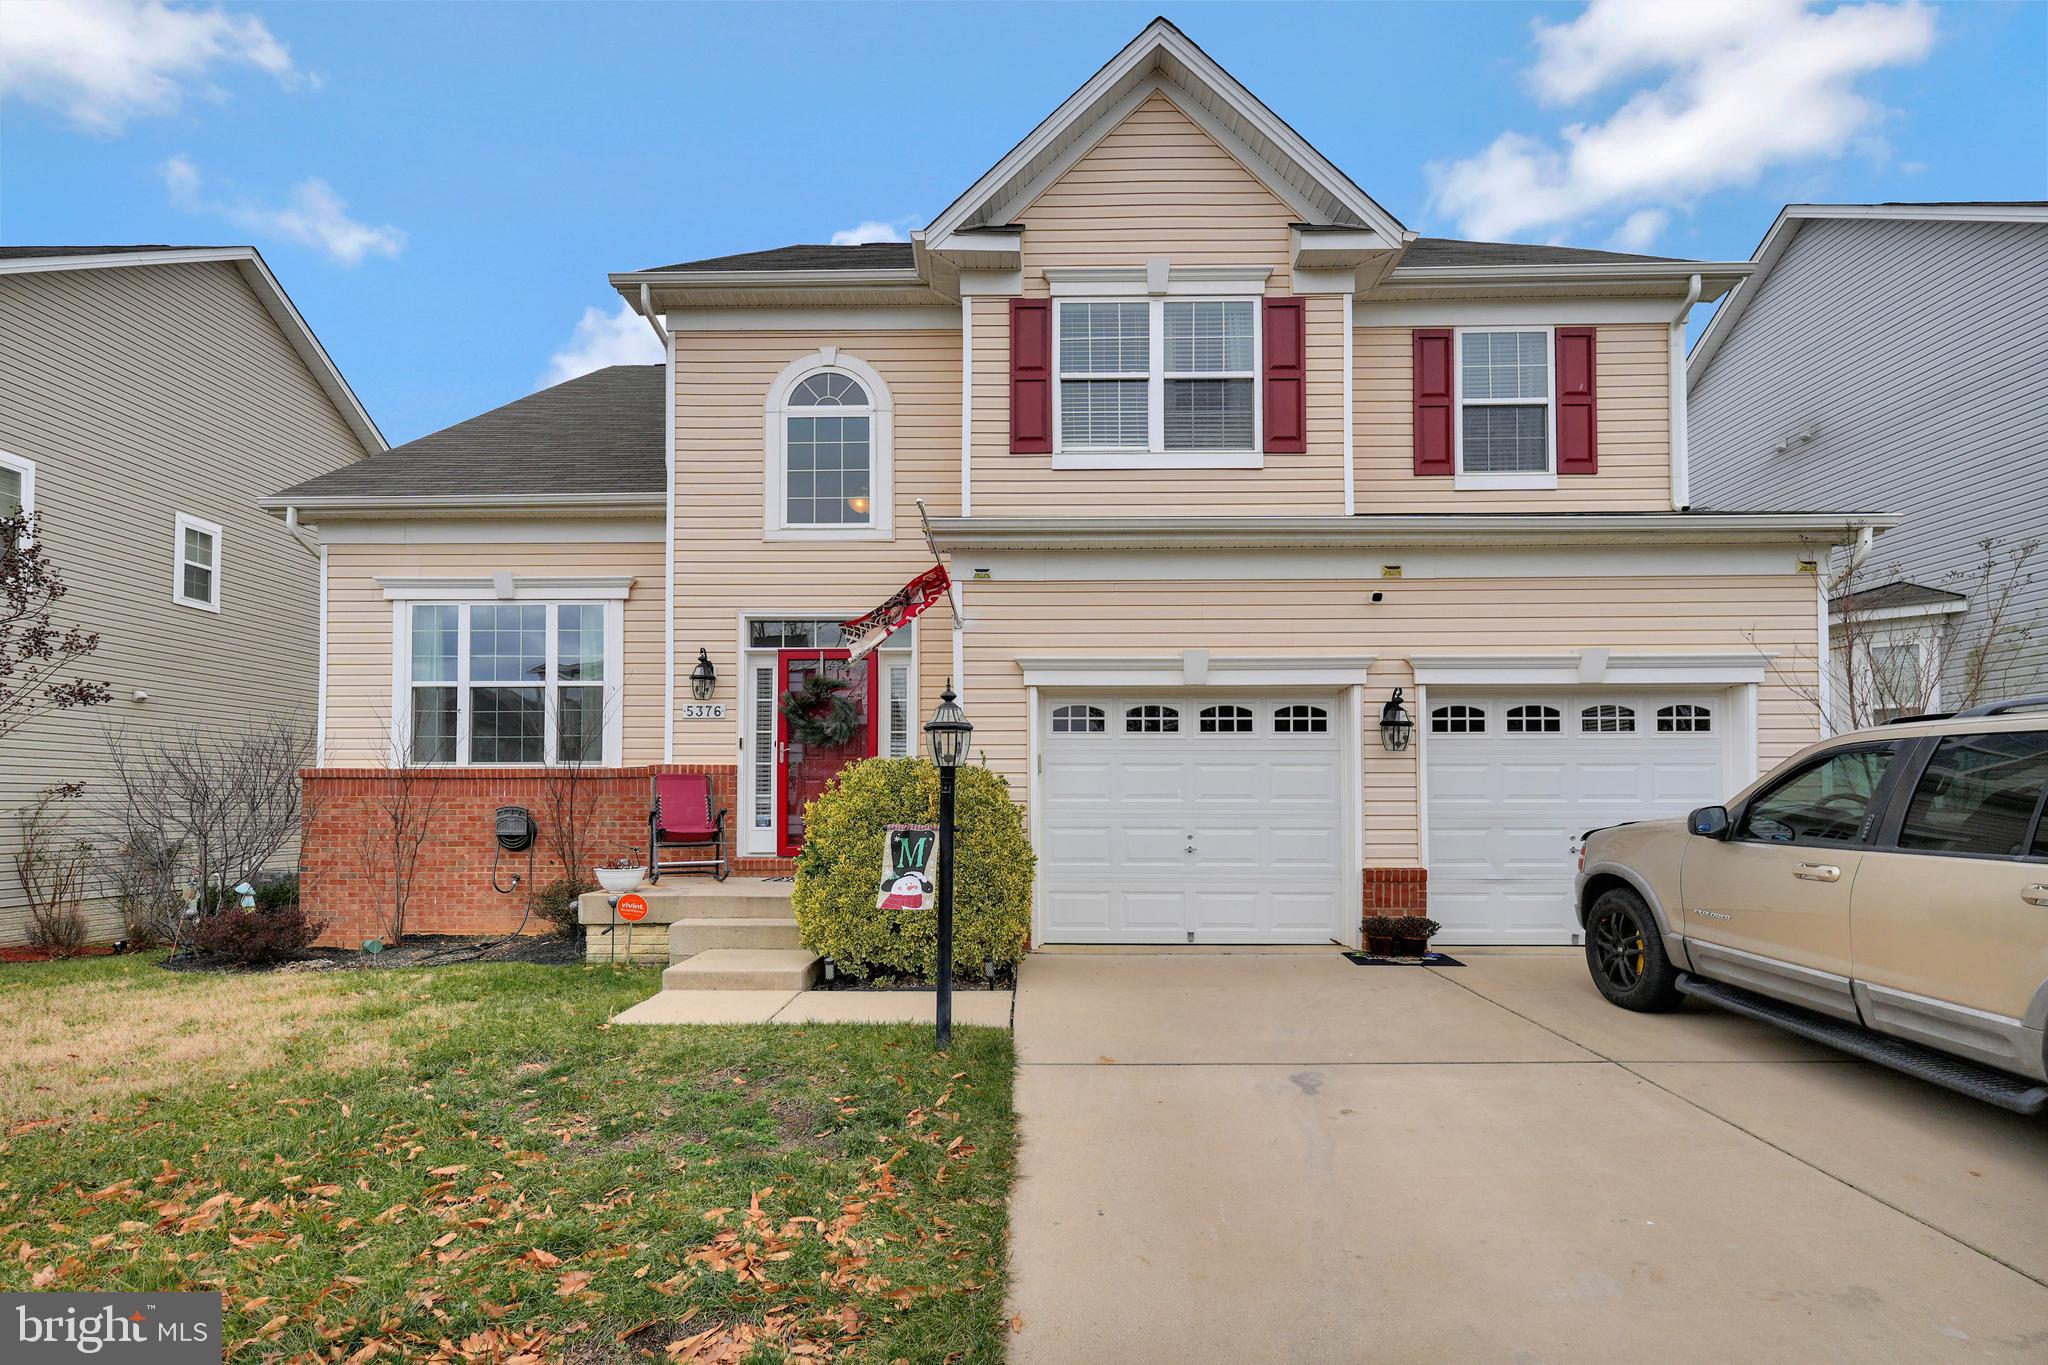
1431,704 -> 1486,734
1581,704 -> 1636,733
765,351 -> 893,538
1505,704 -> 1561,734
1656,704 -> 1712,733
1051,704 -> 1105,734
1274,704 -> 1328,734
1199,704 -> 1254,733
1125,704 -> 1179,733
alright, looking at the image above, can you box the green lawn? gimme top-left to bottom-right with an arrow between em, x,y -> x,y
0,954 -> 1016,1363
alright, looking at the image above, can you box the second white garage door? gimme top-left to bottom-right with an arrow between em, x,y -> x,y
1425,691 -> 1729,945
1038,694 -> 1347,944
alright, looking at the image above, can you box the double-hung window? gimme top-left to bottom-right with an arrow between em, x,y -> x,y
172,512 -> 222,612
0,451 -> 32,518
1456,328 -> 1553,485
1056,297 -> 1259,460
765,352 -> 893,540
404,601 -> 613,765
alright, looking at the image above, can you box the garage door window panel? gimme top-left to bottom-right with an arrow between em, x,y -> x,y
1125,704 -> 1179,734
1581,704 -> 1635,733
1052,704 -> 1106,734
1274,705 -> 1328,734
1896,732 -> 2048,859
1432,705 -> 1485,734
1739,746 -> 1896,847
1505,705 -> 1561,734
1657,704 -> 1712,733
1199,704 -> 1253,734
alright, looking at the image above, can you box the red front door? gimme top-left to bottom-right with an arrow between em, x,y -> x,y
776,649 -> 880,856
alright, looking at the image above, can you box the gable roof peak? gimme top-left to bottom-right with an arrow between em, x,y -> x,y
923,17 -> 1407,252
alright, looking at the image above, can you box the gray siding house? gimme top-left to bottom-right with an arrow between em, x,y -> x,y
0,246 -> 382,944
1688,203 -> 2048,729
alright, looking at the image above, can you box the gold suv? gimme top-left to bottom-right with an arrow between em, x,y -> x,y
1576,697 -> 2048,1103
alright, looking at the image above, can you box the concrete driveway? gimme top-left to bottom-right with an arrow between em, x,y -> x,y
1006,948 -> 2048,1363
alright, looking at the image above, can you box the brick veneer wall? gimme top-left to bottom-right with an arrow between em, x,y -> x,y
300,764 -> 791,946
1361,867 -> 1427,920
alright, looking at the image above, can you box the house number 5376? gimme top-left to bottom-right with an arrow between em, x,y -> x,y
682,703 -> 727,719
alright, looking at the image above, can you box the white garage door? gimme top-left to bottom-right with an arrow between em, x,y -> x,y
1038,694 -> 1347,944
1425,692 -> 1727,945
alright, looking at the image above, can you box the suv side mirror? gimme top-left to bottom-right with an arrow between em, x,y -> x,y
1688,805 -> 1731,839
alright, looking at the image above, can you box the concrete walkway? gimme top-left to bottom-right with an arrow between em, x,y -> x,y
1007,948 -> 2048,1363
610,986 -> 1012,1027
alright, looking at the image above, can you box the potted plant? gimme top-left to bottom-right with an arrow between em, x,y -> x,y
1392,917 -> 1441,958
594,855 -> 646,896
1363,914 -> 1404,957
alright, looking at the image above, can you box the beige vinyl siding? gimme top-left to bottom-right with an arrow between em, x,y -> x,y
962,573 -> 1820,866
1356,324 -> 1673,512
675,330 -> 959,764
323,541 -> 666,766
1015,91 -> 1296,294
0,262 -> 370,941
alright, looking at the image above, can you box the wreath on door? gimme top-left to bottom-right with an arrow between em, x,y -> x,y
779,670 -> 863,748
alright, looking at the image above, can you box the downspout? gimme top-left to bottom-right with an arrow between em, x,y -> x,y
282,505 -> 320,557
1669,272 -> 1702,510
642,283 -> 678,764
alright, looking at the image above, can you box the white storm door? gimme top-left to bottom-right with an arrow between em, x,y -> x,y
1425,692 -> 1726,945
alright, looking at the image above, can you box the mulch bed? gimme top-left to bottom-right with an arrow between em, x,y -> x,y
0,944 -> 119,964
159,932 -> 587,975
1343,950 -> 1464,967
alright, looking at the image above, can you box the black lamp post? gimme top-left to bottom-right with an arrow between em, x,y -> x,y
924,682 -> 972,1049
1379,687 -> 1415,752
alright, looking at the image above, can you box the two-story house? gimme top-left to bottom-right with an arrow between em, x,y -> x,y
1,245 -> 382,945
1689,202 -> 2048,729
269,20 -> 1892,950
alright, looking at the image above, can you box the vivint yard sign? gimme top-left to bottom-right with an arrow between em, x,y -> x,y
6,1293 -> 221,1362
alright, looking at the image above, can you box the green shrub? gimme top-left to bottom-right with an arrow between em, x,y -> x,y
792,757 -> 1033,978
533,877 -> 597,938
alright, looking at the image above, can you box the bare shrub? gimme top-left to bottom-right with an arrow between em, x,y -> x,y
354,731 -> 441,946
189,904 -> 326,965
13,784 -> 94,953
0,509 -> 111,744
110,832 -> 185,949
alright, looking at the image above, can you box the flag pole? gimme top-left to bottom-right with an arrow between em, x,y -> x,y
915,498 -> 965,625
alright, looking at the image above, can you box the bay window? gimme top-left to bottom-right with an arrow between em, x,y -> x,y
1056,297 -> 1260,457
401,600 -> 615,765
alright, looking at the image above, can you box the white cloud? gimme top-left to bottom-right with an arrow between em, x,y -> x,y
160,155 -> 405,265
543,302 -> 664,388
1428,0 -> 1937,243
0,0 -> 303,133
1608,208 -> 1669,253
830,220 -> 909,246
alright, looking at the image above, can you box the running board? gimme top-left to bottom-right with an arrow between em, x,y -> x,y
1675,974 -> 2048,1116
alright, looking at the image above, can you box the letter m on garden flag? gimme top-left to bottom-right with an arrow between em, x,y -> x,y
840,563 -> 950,661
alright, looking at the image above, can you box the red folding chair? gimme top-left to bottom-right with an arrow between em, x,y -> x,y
649,773 -> 729,882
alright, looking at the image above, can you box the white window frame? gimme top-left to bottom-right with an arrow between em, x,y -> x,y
0,450 -> 35,516
390,596 -> 625,767
1453,325 -> 1557,492
172,512 -> 222,613
762,349 -> 894,541
1051,294 -> 1264,469
1860,628 -> 1941,725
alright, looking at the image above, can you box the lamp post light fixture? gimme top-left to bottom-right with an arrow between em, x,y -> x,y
1379,687 -> 1414,752
689,647 -> 717,701
924,682 -> 972,1049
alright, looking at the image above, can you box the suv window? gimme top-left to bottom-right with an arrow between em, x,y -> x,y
1739,745 -> 1895,846
1898,732 -> 2048,858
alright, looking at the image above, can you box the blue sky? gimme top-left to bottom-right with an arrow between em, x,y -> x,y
4,1 -> 2043,446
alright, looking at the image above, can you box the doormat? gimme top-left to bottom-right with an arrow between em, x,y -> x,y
1343,951 -> 1463,967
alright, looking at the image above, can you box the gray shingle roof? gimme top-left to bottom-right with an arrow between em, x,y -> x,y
0,244 -> 233,259
644,242 -> 915,273
1832,581 -> 1969,614
269,365 -> 663,502
1399,237 -> 1685,268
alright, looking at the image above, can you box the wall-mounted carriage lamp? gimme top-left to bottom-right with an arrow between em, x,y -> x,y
689,647 -> 717,701
1379,687 -> 1415,752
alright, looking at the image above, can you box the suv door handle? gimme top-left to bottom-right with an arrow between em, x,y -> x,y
1794,863 -> 1842,883
2024,885 -> 2048,907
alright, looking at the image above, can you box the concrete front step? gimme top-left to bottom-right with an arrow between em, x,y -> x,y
668,916 -> 802,956
578,876 -> 793,927
662,948 -> 821,993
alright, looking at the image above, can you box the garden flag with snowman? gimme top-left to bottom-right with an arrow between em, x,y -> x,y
877,824 -> 939,911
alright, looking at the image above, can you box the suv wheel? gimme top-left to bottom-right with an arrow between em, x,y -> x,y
1585,887 -> 1682,1012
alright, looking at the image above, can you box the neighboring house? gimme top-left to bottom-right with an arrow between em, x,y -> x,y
270,19 -> 1892,950
0,245 -> 382,944
1689,203 -> 2048,728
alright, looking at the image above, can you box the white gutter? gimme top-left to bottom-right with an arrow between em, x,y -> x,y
638,283 -> 670,347
662,301 -> 678,763
281,505 -> 321,557
1670,272 -> 1701,510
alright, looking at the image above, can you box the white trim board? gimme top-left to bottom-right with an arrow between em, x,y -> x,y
957,545 -> 1819,582
378,575 -> 636,601
669,307 -> 959,332
1409,651 -> 1773,687
1355,298 -> 1686,326
1017,654 -> 1376,689
318,518 -> 665,544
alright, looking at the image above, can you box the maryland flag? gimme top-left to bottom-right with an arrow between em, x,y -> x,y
841,564 -> 951,661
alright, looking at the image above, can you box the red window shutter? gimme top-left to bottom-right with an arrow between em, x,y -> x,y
1009,298 -> 1052,454
1411,328 -> 1454,475
1261,297 -> 1307,454
1556,326 -> 1598,474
